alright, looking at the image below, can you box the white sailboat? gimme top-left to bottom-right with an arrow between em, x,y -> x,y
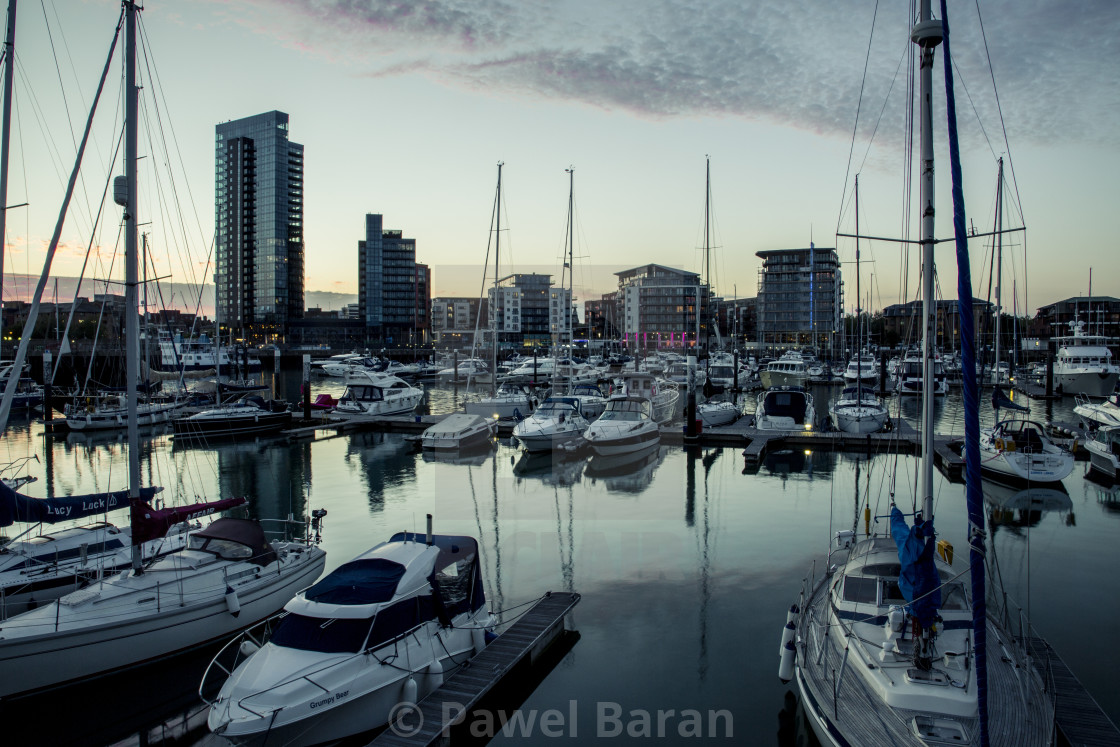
782,3 -> 1055,745
830,176 -> 888,434
0,2 -> 325,699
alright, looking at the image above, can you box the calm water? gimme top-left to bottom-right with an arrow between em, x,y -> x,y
0,373 -> 1115,745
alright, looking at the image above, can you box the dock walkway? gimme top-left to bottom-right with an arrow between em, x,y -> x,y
1029,636 -> 1120,747
368,591 -> 581,747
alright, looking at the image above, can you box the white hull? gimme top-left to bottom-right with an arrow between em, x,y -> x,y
0,546 -> 325,699
1057,370 -> 1119,397
464,398 -> 531,419
66,402 -> 185,432
979,448 -> 1074,484
829,403 -> 889,434
1074,402 -> 1120,430
760,370 -> 806,389
420,413 -> 494,451
515,428 -> 585,452
697,402 -> 740,427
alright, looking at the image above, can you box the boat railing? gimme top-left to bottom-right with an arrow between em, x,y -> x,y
199,611 -> 287,706
988,586 -> 1057,697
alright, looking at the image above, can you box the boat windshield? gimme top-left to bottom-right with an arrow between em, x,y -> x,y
187,535 -> 254,560
270,614 -> 374,653
601,400 -> 647,421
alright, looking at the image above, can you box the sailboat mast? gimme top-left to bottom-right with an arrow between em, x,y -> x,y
492,162 -> 502,397
0,0 -> 14,351
992,158 -> 1003,383
124,0 -> 141,568
855,175 -> 861,356
565,166 -> 573,391
915,0 -> 940,523
704,155 -> 710,358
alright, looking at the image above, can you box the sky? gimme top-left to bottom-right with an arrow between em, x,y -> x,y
2,0 -> 1116,318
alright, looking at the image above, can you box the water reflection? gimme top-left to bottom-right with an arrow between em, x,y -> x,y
985,480 -> 1075,533
761,448 -> 837,482
585,444 -> 667,493
345,430 -> 417,512
513,450 -> 587,487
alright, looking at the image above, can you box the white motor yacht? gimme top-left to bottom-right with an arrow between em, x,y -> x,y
842,353 -> 879,388
1085,426 -> 1120,480
760,352 -> 808,389
583,396 -> 660,456
204,529 -> 494,747
697,400 -> 740,427
978,419 -> 1074,483
895,349 -> 948,396
463,382 -> 536,420
1073,392 -> 1120,431
1052,321 -> 1120,396
512,397 -> 590,453
612,373 -> 679,424
334,374 -> 424,418
568,384 -> 608,420
829,386 -> 889,434
754,386 -> 815,431
419,413 -> 495,451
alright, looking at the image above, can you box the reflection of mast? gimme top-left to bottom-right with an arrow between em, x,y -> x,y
685,446 -> 696,527
490,451 -> 504,612
553,486 -> 575,593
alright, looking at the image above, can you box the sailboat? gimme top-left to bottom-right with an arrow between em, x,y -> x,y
830,175 -> 889,434
695,158 -> 741,428
463,162 -> 534,420
781,2 -> 1055,745
0,1 -> 325,699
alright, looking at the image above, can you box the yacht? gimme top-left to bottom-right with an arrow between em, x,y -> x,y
1085,426 -> 1120,480
172,395 -> 293,440
512,397 -> 590,452
568,383 -> 608,420
204,528 -> 494,747
0,517 -> 326,699
707,364 -> 748,390
895,349 -> 948,396
978,419 -> 1075,484
463,382 -> 536,420
753,386 -> 815,431
321,356 -> 380,378
841,353 -> 879,387
419,413 -> 495,451
1052,321 -> 1120,396
613,372 -> 679,424
697,399 -> 740,427
64,393 -> 187,432
334,373 -> 424,418
157,331 -> 261,373
829,386 -> 889,434
583,396 -> 660,456
760,352 -> 808,389
1074,392 -> 1120,431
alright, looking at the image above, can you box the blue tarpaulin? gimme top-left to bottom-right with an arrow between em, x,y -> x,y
889,506 -> 942,629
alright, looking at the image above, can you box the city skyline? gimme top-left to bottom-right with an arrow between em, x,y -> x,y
2,1 -> 1114,319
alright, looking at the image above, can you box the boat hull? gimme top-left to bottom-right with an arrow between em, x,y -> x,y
0,549 -> 325,699
172,411 -> 292,440
586,426 -> 660,456
1057,371 -> 1120,397
829,405 -> 888,434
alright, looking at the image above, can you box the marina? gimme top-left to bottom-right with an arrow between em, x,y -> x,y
0,373 -> 1118,745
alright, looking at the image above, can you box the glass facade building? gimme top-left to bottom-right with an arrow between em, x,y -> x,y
358,214 -> 427,345
215,111 -> 304,340
755,247 -> 842,348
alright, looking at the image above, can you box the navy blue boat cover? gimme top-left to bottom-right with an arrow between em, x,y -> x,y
304,558 -> 407,604
0,481 -> 160,527
991,386 -> 1028,413
889,506 -> 942,629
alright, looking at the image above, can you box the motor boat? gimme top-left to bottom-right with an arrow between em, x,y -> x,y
706,364 -> 748,390
321,356 -> 379,378
1073,392 -> 1120,431
1052,321 -> 1120,396
612,373 -> 679,424
978,419 -> 1075,483
334,373 -> 424,418
829,386 -> 889,434
895,349 -> 948,396
1085,426 -> 1120,480
583,396 -> 660,456
172,395 -> 293,440
568,384 -> 608,420
204,528 -> 494,747
419,413 -> 495,451
512,397 -> 590,453
841,353 -> 879,388
753,386 -> 815,431
0,516 -> 326,699
759,352 -> 808,389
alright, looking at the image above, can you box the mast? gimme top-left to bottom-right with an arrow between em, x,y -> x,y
913,0 -> 941,524
855,175 -> 861,358
124,0 -> 141,571
704,155 -> 711,359
0,0 -> 14,352
491,162 -> 502,397
991,157 -> 1003,385
565,166 -> 573,392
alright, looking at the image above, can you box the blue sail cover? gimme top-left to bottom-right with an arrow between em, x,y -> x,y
890,506 -> 942,629
0,481 -> 160,527
992,386 -> 1028,412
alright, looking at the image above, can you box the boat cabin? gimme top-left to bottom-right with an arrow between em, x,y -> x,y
188,518 -> 277,566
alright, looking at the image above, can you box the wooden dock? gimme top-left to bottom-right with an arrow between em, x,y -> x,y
368,591 -> 581,747
1029,636 -> 1120,747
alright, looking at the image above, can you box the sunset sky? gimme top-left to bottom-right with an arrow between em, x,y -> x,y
3,0 -> 1115,316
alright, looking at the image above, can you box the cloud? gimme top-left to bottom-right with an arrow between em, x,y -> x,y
227,0 -> 1118,146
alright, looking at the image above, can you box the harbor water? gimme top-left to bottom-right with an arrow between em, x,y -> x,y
0,374 -> 1115,745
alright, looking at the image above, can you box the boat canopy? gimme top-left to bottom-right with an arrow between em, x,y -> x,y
0,482 -> 160,527
889,506 -> 941,629
304,558 -> 406,605
762,390 -> 808,422
188,517 -> 276,566
841,386 -> 878,400
390,533 -> 486,621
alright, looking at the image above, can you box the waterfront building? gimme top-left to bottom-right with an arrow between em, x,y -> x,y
431,297 -> 488,349
214,111 -> 304,342
488,273 -> 555,349
584,293 -> 621,350
1035,296 -> 1120,341
881,298 -> 994,351
615,264 -> 708,351
755,246 -> 842,350
358,214 -> 429,347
